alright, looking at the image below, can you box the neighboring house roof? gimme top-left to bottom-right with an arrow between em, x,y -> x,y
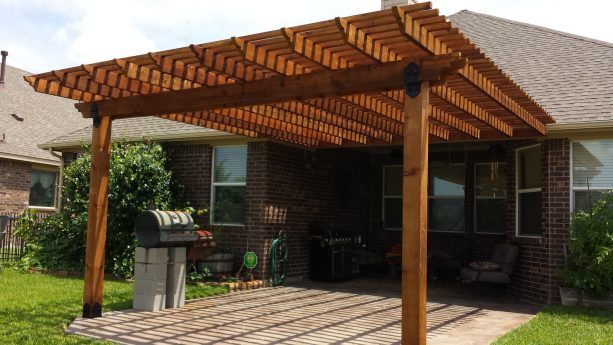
0,64 -> 90,164
449,10 -> 613,124
39,116 -> 235,150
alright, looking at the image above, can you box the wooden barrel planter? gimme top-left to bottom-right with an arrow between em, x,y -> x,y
198,253 -> 235,275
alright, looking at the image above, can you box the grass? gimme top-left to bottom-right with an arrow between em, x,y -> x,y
494,305 -> 613,345
0,268 -> 228,344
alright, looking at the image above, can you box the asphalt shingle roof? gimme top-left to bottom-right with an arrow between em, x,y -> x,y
40,116 -> 222,149
0,64 -> 90,162
449,10 -> 613,124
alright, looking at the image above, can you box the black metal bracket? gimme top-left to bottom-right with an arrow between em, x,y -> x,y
91,103 -> 101,128
404,62 -> 421,98
82,302 -> 102,318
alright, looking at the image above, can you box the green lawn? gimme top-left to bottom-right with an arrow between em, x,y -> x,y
0,269 -> 227,344
494,305 -> 613,345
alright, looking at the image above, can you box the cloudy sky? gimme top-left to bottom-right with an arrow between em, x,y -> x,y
1,0 -> 611,73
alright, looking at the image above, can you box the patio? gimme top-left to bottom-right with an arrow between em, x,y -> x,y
66,281 -> 538,345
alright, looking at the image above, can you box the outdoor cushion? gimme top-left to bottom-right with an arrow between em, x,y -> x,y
468,261 -> 501,271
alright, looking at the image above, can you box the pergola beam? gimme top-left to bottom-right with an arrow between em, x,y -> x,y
75,54 -> 466,119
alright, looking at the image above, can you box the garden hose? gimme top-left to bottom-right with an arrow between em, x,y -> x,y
268,229 -> 288,286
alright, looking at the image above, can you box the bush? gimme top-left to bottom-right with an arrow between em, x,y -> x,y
16,142 -> 180,278
561,191 -> 613,297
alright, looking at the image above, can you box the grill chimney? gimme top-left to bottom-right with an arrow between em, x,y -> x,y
0,50 -> 7,84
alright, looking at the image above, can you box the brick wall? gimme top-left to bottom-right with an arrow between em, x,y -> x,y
505,139 -> 571,304
0,158 -> 30,213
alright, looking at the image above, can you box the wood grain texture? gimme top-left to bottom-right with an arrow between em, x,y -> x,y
402,82 -> 429,345
83,116 -> 112,317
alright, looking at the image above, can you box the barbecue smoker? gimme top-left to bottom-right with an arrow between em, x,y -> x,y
134,210 -> 198,248
309,223 -> 361,282
133,210 -> 198,312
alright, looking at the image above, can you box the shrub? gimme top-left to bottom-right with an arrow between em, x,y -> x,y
561,191 -> 613,297
16,142 -> 180,278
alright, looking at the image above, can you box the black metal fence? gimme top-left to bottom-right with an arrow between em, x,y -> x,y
0,212 -> 50,262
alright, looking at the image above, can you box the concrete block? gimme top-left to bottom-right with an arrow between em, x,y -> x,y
165,288 -> 185,309
168,247 -> 187,263
134,278 -> 167,295
133,293 -> 166,312
135,247 -> 168,264
167,262 -> 186,281
135,262 -> 167,280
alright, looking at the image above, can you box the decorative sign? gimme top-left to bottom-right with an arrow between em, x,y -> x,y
243,251 -> 258,269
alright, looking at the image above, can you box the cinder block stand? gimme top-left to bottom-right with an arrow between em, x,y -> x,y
133,247 -> 187,312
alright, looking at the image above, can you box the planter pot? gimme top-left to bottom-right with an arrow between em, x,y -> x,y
198,253 -> 235,275
559,287 -> 613,309
582,294 -> 613,310
560,287 -> 579,306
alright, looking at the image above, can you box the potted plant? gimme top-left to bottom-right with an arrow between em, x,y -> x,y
559,191 -> 613,307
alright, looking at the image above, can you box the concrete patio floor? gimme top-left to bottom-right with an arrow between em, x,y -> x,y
66,280 -> 538,344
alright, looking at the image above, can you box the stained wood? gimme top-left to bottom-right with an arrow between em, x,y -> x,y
75,55 -> 465,119
83,115 -> 112,318
402,81 -> 429,345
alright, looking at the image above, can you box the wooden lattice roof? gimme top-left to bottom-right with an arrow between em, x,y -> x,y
25,2 -> 554,147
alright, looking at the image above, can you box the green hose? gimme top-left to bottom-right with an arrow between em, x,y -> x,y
268,229 -> 288,286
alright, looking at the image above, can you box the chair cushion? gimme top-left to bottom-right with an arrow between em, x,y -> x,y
460,267 -> 480,282
491,243 -> 519,275
468,261 -> 501,271
476,271 -> 511,284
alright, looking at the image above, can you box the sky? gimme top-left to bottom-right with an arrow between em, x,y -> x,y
1,0 -> 611,73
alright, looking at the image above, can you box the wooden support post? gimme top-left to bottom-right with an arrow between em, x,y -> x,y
82,113 -> 112,318
402,81 -> 429,345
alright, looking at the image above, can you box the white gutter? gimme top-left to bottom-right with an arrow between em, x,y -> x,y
0,152 -> 60,166
47,148 -> 64,210
547,120 -> 613,132
37,130 -> 243,151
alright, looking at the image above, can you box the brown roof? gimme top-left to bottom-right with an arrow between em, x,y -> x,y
450,10 -> 613,124
0,64 -> 89,163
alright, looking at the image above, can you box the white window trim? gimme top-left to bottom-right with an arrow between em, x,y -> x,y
28,167 -> 59,210
382,165 -> 402,231
210,145 -> 247,226
474,162 -> 507,235
570,139 -> 613,212
515,144 -> 542,238
428,164 -> 466,233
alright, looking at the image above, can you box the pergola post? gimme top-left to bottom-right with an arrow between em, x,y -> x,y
402,75 -> 429,344
82,109 -> 112,318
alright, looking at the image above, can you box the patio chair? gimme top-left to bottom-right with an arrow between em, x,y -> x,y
460,243 -> 519,284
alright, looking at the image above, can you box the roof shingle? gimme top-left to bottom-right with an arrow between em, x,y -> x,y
449,10 -> 613,124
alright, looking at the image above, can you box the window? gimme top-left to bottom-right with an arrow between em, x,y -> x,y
211,146 -> 247,225
382,165 -> 402,229
428,165 -> 465,232
29,169 -> 58,208
572,140 -> 613,212
516,145 -> 541,236
474,163 -> 507,234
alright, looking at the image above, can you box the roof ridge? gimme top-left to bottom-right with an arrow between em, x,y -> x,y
452,10 -> 613,50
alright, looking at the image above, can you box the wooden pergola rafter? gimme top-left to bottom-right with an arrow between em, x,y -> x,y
25,3 -> 554,344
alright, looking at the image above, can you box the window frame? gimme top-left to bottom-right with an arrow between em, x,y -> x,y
473,162 -> 507,235
28,166 -> 59,210
382,164 -> 402,231
210,145 -> 247,226
515,144 -> 542,237
570,139 -> 613,213
428,162 -> 466,233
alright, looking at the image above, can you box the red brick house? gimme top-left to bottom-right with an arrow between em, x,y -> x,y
40,10 -> 613,305
0,53 -> 88,214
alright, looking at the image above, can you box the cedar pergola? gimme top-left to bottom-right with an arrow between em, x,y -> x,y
26,3 -> 553,344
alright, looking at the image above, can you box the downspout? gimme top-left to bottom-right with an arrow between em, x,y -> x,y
48,148 -> 64,210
